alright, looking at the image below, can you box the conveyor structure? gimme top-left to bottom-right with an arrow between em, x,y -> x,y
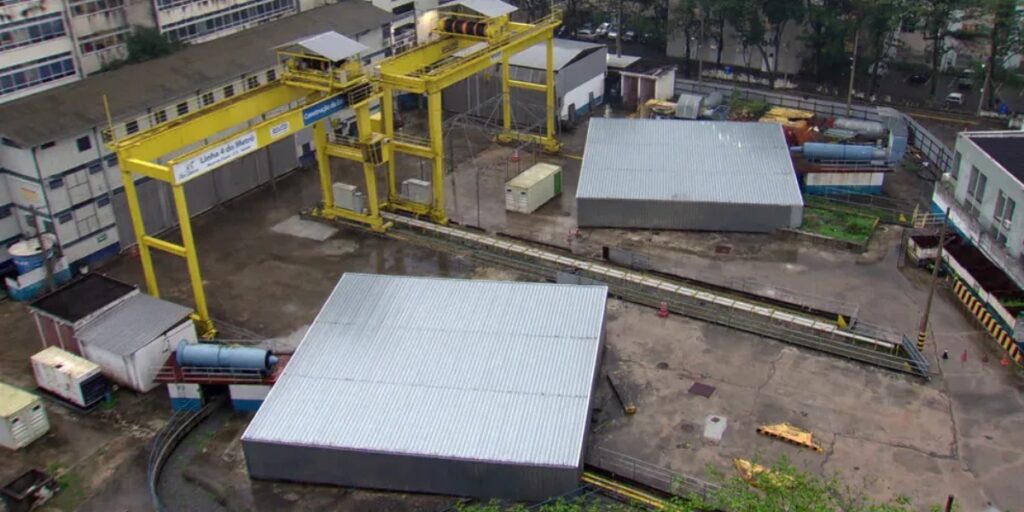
379,212 -> 931,378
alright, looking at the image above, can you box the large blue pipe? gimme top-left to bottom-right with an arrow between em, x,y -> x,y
796,142 -> 886,162
177,342 -> 279,371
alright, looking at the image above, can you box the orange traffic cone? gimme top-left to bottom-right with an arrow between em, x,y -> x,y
1001,356 -> 1010,367
657,302 -> 669,318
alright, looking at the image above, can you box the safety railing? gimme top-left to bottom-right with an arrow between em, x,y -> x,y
587,446 -> 718,497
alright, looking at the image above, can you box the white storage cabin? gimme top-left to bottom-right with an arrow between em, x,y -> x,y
0,382 -> 50,450
31,347 -> 110,408
505,163 -> 563,214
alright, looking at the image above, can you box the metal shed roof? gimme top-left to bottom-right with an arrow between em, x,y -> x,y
576,119 -> 803,207
0,0 -> 392,147
274,31 -> 368,62
508,39 -> 605,71
77,294 -> 192,356
242,273 -> 607,468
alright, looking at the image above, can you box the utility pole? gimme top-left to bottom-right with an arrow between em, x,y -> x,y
918,207 -> 951,351
697,10 -> 705,84
976,63 -> 991,116
846,26 -> 860,116
615,0 -> 623,57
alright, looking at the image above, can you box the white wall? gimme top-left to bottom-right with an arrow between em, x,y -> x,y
654,68 -> 675,101
952,133 -> 1024,258
562,73 -> 604,118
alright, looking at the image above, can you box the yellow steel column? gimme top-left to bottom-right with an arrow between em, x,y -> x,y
501,54 -> 512,135
382,85 -> 398,205
313,120 -> 334,210
427,91 -> 448,224
120,169 -> 159,297
355,103 -> 383,230
170,184 -> 215,338
545,37 -> 557,146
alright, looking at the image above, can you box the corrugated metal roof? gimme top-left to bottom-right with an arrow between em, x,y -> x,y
0,382 -> 40,418
77,294 -> 192,356
31,347 -> 101,380
274,31 -> 369,62
508,39 -> 605,71
0,0 -> 393,147
576,119 -> 803,206
242,274 -> 607,468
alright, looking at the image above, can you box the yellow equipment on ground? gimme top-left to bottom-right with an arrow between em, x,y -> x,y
733,458 -> 795,488
639,99 -> 676,118
756,422 -> 825,452
107,2 -> 563,337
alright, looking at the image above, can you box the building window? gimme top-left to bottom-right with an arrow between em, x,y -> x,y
246,75 -> 259,90
0,53 -> 76,97
951,151 -> 961,180
177,102 -> 189,116
1,137 -> 19,148
88,162 -> 103,173
201,91 -> 215,106
49,178 -> 64,189
266,69 -> 276,82
77,136 -> 91,152
0,206 -> 11,219
162,0 -> 297,43
0,13 -> 67,53
994,190 -> 1016,227
79,30 -> 128,55
153,110 -> 167,124
40,141 -> 55,149
966,166 -> 987,203
125,120 -> 139,134
70,0 -> 125,16
105,153 -> 118,167
223,84 -> 234,98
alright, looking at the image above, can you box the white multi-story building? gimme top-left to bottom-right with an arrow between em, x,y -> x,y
0,0 -> 337,105
0,0 -> 392,274
0,0 -> 84,103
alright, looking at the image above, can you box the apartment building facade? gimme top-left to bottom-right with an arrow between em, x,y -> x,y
0,0 -> 332,104
0,0 -> 392,273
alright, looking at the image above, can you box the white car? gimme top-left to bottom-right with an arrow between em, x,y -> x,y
595,22 -> 611,37
945,92 -> 965,105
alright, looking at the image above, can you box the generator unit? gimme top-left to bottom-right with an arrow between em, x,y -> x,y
31,346 -> 110,408
0,382 -> 49,450
401,179 -> 433,205
332,182 -> 366,213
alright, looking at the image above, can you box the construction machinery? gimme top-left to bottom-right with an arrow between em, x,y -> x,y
107,0 -> 563,337
756,423 -> 825,453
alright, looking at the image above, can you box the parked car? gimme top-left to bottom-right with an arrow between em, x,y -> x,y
607,26 -> 619,39
595,22 -> 611,37
623,30 -> 636,42
957,77 -> 973,91
868,61 -> 890,77
576,27 -> 595,40
906,73 -> 930,85
945,92 -> 965,105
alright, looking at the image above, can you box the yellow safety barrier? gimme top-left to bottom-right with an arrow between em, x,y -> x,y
581,471 -> 668,509
952,279 -> 1024,366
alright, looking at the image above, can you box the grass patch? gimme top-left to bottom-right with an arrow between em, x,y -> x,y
44,464 -> 87,511
805,195 -> 905,225
800,207 -> 879,244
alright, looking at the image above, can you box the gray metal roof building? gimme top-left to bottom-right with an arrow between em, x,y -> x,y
576,119 -> 804,232
241,273 -> 607,500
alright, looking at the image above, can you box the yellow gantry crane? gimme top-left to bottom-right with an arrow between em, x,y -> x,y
107,1 -> 562,336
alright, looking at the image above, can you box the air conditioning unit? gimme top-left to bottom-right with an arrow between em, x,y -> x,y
401,179 -> 432,205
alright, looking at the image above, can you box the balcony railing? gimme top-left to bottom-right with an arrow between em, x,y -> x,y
932,183 -> 1024,288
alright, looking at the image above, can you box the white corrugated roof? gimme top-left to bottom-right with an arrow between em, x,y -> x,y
508,39 -> 605,71
274,31 -> 368,62
576,118 -> 804,206
77,294 -> 193,356
242,274 -> 607,468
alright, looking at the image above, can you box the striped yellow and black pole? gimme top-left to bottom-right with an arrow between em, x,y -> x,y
918,207 -> 950,352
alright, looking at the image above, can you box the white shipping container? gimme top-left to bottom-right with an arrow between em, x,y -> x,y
0,382 -> 50,450
31,346 -> 109,408
505,163 -> 562,214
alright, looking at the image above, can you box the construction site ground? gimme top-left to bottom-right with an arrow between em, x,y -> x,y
0,114 -> 1022,511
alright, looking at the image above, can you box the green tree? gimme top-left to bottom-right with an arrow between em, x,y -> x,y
671,0 -> 702,77
802,0 -> 854,83
861,0 -> 908,97
913,0 -> 972,98
125,27 -> 184,64
977,0 -> 1024,110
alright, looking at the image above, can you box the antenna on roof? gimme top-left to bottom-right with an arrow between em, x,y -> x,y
102,94 -> 115,145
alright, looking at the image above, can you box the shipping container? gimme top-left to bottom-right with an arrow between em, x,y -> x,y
31,346 -> 110,408
505,163 -> 562,214
0,382 -> 49,450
